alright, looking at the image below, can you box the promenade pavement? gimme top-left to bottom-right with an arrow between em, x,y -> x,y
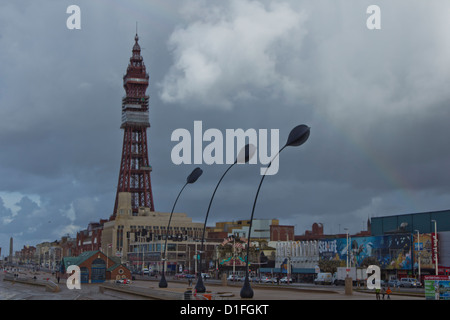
143,279 -> 423,300
1,269 -> 424,301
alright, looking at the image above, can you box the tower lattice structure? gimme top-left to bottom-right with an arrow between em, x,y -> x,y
112,33 -> 155,219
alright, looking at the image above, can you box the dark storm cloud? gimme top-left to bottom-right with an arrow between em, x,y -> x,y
155,0 -> 450,232
1,0 -> 450,252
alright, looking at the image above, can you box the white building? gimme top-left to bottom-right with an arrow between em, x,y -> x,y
229,219 -> 273,241
275,240 -> 319,273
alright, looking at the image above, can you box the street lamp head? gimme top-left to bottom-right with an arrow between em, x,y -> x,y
236,143 -> 257,164
285,125 -> 310,148
186,167 -> 203,184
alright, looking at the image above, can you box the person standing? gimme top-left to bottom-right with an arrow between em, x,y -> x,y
386,287 -> 392,300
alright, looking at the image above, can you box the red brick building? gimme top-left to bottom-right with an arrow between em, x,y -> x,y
75,220 -> 107,255
270,225 -> 295,241
18,245 -> 36,264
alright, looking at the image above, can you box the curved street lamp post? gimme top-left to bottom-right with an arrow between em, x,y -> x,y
240,125 -> 310,299
195,144 -> 256,293
159,167 -> 203,288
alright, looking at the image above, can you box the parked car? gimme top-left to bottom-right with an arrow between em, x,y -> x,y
387,279 -> 401,287
261,276 -> 275,283
250,276 -> 261,283
399,278 -> 422,288
116,278 -> 131,284
227,274 -> 238,281
280,276 -> 293,283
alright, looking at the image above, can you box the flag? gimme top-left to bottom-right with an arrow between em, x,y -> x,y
281,258 -> 288,274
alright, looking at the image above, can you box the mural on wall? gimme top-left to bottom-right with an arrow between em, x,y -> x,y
318,235 -> 412,270
413,233 -> 434,270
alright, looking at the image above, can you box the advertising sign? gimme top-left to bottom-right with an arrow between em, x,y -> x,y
432,233 -> 439,265
424,275 -> 450,300
413,233 -> 434,269
318,234 -> 412,270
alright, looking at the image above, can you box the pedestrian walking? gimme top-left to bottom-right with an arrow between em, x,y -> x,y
381,287 -> 385,300
386,287 -> 392,300
375,288 -> 381,300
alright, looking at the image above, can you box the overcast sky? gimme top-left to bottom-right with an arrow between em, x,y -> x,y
1,0 -> 450,253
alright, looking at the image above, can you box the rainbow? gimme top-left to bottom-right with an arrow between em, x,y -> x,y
342,123 -> 421,212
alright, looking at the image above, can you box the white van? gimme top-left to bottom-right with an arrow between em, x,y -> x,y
314,272 -> 333,285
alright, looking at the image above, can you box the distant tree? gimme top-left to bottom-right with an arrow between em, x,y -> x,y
360,256 -> 380,267
318,259 -> 340,273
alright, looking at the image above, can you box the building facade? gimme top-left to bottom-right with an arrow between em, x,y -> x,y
101,192 -> 211,273
270,225 -> 295,241
207,219 -> 280,241
61,250 -> 131,283
273,240 -> 318,282
275,231 -> 448,283
17,245 -> 36,264
371,209 -> 450,235
75,220 -> 107,255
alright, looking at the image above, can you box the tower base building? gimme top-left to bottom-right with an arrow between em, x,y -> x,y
101,192 -> 206,272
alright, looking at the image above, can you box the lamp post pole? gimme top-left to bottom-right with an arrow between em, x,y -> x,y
159,167 -> 203,288
415,230 -> 421,280
195,144 -> 255,293
240,125 -> 310,299
344,228 -> 349,277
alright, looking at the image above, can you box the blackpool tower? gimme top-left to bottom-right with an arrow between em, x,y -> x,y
112,33 -> 155,219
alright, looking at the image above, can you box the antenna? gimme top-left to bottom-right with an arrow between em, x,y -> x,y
136,21 -> 138,35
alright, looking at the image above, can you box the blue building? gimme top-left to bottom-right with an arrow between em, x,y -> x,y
368,209 -> 450,279
371,209 -> 450,235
